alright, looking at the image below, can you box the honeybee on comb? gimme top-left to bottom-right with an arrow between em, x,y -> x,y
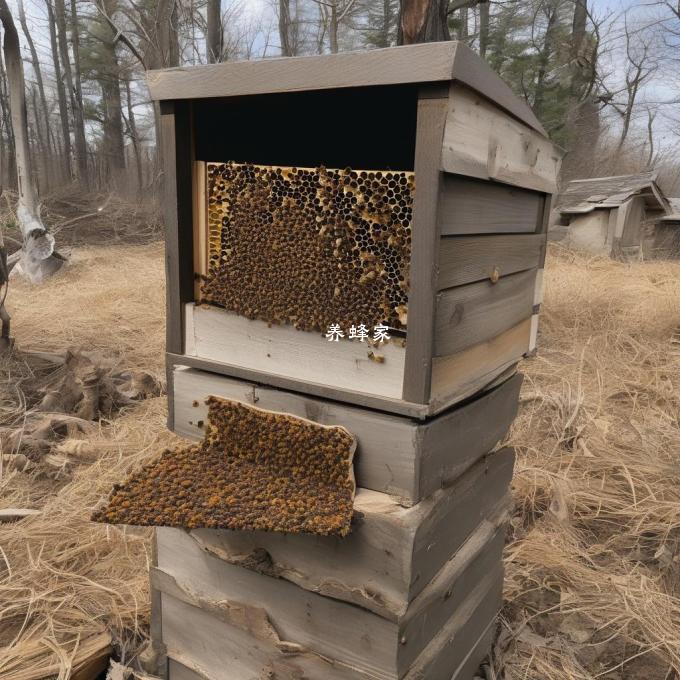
201,162 -> 413,333
92,397 -> 357,537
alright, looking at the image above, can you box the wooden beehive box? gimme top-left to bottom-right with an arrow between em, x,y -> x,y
149,42 -> 560,418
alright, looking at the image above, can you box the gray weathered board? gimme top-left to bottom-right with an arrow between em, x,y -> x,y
155,521 -> 505,679
154,448 -> 514,621
172,366 -> 521,504
147,42 -> 545,138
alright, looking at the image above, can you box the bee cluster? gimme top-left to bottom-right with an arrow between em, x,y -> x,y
201,162 -> 413,332
92,397 -> 356,536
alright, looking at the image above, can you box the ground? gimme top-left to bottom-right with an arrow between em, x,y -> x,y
0,221 -> 679,678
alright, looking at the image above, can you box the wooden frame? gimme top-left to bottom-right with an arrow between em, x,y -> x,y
156,44 -> 559,418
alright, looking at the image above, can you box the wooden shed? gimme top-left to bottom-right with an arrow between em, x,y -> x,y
556,172 -> 670,259
146,42 -> 560,680
654,198 -> 680,258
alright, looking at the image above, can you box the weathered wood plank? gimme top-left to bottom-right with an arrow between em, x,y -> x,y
434,269 -> 536,357
442,84 -> 560,193
159,449 -> 514,621
156,519 -> 507,678
191,161 -> 207,301
417,373 -> 521,500
402,87 -> 448,405
161,594 -> 369,680
147,43 -> 545,136
438,233 -> 542,289
168,660 -> 204,680
159,557 -> 503,680
172,367 -> 520,504
450,620 -> 495,680
185,303 -> 406,400
160,102 -> 194,356
172,366 -> 419,501
430,319 -> 531,411
168,351 -> 429,418
438,175 -> 544,236
403,568 -> 502,680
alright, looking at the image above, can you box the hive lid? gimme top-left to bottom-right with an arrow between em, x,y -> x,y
146,42 -> 547,137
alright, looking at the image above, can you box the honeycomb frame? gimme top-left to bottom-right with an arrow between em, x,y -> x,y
199,162 -> 414,333
93,397 -> 357,537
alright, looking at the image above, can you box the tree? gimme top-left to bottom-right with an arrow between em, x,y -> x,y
207,0 -> 222,62
0,0 -> 64,283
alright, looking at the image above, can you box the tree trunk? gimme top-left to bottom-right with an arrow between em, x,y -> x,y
68,0 -> 89,186
458,7 -> 468,39
17,0 -> 53,186
278,0 -> 293,56
533,3 -> 558,119
329,2 -> 339,53
124,77 -> 143,195
46,0 -> 72,181
479,0 -> 489,56
207,0 -> 222,63
398,0 -> 450,45
0,0 -> 64,283
0,50 -> 16,188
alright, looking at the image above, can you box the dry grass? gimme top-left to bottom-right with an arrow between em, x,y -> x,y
498,246 -> 680,680
0,243 -> 176,678
0,241 -> 679,679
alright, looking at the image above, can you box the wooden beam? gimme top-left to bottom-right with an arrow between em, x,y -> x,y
402,85 -> 449,405
438,233 -> 543,289
434,269 -> 537,357
160,101 -> 194,355
438,175 -> 544,235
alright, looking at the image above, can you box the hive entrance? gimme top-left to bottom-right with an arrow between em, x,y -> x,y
93,397 -> 357,537
200,162 -> 414,332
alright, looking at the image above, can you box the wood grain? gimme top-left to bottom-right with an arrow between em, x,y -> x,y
191,160 -> 207,301
160,101 -> 194,355
430,318 -> 531,411
156,514 -> 508,678
172,366 -> 419,501
438,233 -> 543,289
157,449 -> 513,621
442,84 -> 560,193
172,366 -> 520,504
148,43 -> 546,136
402,87 -> 448,405
184,304 -> 406,400
438,175 -> 544,235
434,269 -> 537,357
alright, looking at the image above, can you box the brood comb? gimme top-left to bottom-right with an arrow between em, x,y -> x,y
200,162 -> 413,332
92,397 -> 357,537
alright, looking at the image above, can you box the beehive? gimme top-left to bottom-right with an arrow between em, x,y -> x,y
146,42 -> 560,680
152,42 -> 560,418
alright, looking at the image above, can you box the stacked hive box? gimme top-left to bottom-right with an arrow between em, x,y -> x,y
149,42 -> 559,679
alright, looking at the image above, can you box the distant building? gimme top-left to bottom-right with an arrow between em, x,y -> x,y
654,198 -> 680,258
555,172 -> 670,259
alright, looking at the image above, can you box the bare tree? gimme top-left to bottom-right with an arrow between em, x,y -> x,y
278,0 -> 295,55
311,0 -> 358,53
0,0 -> 64,283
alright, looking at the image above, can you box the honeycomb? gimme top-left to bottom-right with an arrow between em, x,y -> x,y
92,397 -> 357,536
200,162 -> 414,332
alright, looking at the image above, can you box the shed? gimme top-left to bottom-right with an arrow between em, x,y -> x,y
556,171 -> 670,258
654,198 -> 680,258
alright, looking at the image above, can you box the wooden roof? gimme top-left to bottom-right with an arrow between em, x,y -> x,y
146,42 -> 547,137
558,171 -> 670,214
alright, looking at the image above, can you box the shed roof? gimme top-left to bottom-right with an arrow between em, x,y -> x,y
557,171 -> 670,215
146,42 -> 547,137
